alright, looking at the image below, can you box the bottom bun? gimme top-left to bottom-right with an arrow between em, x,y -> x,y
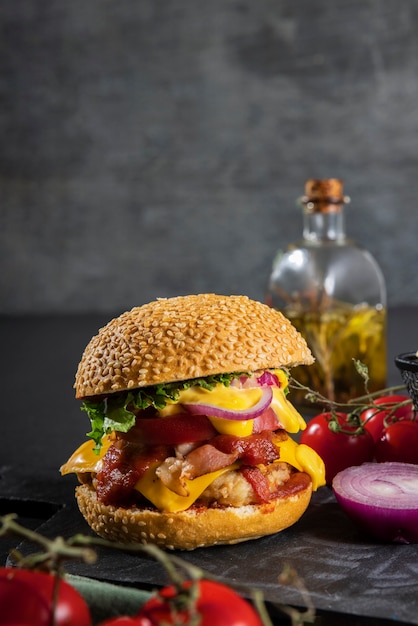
75,473 -> 312,550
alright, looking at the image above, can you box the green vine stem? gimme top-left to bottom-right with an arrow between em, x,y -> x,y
2,361 -> 411,623
2,514 -> 97,573
0,513 -> 316,626
0,513 -> 97,626
289,359 -> 414,436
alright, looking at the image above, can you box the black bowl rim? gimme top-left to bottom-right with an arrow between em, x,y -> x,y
395,351 -> 418,373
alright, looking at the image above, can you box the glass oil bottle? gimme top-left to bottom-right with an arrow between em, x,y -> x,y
266,179 -> 386,404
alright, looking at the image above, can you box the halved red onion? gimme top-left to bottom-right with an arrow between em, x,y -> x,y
333,462 -> 418,543
183,387 -> 273,421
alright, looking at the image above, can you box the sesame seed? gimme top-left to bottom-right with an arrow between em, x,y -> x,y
75,294 -> 313,398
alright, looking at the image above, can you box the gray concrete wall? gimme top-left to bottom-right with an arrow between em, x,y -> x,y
1,1 -> 417,314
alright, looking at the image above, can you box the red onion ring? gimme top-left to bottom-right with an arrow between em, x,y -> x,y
183,387 -> 273,421
333,462 -> 418,543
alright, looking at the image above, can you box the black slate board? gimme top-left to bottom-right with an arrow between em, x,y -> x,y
1,465 -> 417,625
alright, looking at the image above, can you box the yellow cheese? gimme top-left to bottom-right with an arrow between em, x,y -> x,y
60,437 -> 111,475
271,387 -> 306,433
273,368 -> 289,390
135,438 -> 325,512
177,384 -> 264,410
156,385 -> 262,437
158,384 -> 264,436
158,377 -> 306,437
60,371 -> 324,509
277,437 -> 325,491
176,379 -> 307,435
61,435 -> 324,511
134,463 -> 239,513
207,416 -> 254,436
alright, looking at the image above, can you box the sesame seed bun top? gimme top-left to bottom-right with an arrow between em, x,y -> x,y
74,294 -> 313,399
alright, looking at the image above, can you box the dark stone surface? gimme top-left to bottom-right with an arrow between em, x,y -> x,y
1,467 -> 416,624
1,1 -> 418,313
1,306 -> 417,623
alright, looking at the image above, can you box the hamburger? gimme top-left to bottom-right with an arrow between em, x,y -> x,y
61,294 -> 325,550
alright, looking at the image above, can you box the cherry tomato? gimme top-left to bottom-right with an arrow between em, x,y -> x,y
0,568 -> 92,626
0,575 -> 50,625
300,412 -> 374,484
360,395 -> 414,442
375,420 -> 418,463
137,580 -> 263,626
99,618 -> 150,625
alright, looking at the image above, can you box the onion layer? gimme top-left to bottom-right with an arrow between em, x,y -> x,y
333,462 -> 418,543
183,387 -> 273,421
256,371 -> 280,387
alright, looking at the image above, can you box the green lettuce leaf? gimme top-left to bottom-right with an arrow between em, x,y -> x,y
82,372 -> 250,453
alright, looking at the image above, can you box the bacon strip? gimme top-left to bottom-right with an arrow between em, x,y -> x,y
240,466 -> 272,503
241,467 -> 311,503
156,445 -> 239,495
211,431 -> 280,465
96,431 -> 283,505
184,444 -> 239,478
156,432 -> 280,494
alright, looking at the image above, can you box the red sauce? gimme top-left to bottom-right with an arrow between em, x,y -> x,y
96,440 -> 170,506
95,429 -> 297,508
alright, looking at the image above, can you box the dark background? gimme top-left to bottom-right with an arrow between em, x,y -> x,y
1,1 -> 418,315
2,7 -> 418,620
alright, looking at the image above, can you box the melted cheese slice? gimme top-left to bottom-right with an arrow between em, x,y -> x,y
60,437 -> 112,475
158,385 -> 260,436
134,463 -> 240,513
176,384 -> 264,410
132,439 -> 325,513
271,387 -> 307,433
61,435 -> 325,511
60,372 -> 325,512
159,378 -> 306,437
278,437 -> 325,491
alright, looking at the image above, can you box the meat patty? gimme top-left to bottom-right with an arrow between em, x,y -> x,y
198,461 -> 292,507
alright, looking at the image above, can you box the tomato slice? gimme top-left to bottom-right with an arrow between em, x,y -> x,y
126,413 -> 217,445
99,618 -> 150,625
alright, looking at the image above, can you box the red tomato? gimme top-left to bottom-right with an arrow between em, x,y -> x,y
300,412 -> 375,484
137,580 -> 263,626
375,420 -> 418,463
0,575 -> 50,625
99,618 -> 150,626
360,395 -> 414,442
0,568 -> 91,626
127,413 -> 217,445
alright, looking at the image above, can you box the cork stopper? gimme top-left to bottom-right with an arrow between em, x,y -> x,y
301,179 -> 348,213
